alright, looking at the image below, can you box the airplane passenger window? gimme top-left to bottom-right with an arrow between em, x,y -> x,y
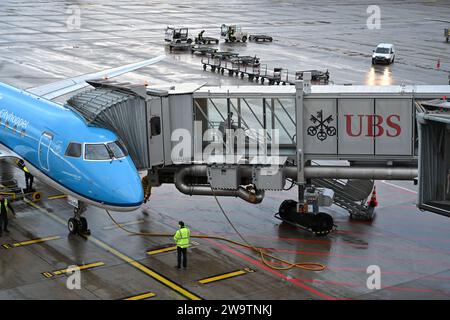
85,144 -> 111,160
107,141 -> 128,158
65,142 -> 82,158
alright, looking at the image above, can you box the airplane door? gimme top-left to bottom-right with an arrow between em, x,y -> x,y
147,98 -> 165,167
38,132 -> 53,171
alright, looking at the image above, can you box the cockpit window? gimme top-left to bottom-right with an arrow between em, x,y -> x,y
107,141 -> 128,158
84,141 -> 128,160
65,143 -> 82,158
85,144 -> 111,160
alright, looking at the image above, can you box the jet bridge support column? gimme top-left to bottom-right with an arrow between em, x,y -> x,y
295,80 -> 306,212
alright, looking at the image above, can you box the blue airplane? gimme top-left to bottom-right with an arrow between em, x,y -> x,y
0,56 -> 165,234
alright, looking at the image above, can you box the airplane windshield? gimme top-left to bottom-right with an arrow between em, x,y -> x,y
85,141 -> 128,160
85,144 -> 111,160
107,141 -> 128,158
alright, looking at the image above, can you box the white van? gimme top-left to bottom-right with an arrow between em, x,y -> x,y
372,43 -> 395,65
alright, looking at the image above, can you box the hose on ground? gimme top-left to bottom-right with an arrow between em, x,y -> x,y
104,190 -> 327,272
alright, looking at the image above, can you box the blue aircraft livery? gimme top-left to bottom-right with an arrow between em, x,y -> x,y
0,81 -> 144,211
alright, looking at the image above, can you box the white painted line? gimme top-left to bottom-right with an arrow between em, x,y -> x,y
381,180 -> 417,194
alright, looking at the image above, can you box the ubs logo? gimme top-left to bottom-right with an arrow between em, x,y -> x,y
345,114 -> 401,137
307,110 -> 337,141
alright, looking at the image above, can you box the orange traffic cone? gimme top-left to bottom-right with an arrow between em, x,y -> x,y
437,59 -> 441,69
368,186 -> 378,208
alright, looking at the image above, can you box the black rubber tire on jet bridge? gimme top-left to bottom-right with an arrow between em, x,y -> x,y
311,212 -> 334,236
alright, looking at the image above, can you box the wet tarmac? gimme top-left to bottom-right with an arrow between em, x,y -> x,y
0,0 -> 450,300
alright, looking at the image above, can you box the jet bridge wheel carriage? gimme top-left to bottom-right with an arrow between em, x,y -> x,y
276,199 -> 334,236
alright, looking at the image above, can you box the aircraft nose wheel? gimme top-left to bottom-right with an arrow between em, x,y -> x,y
68,218 -> 78,234
68,205 -> 91,236
68,217 -> 90,235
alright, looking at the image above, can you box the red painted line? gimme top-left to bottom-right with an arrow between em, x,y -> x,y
205,238 -> 339,301
215,243 -> 447,295
217,230 -> 450,256
240,246 -> 450,268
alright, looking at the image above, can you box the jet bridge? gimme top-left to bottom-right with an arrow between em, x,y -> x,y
66,78 -> 450,221
416,98 -> 450,218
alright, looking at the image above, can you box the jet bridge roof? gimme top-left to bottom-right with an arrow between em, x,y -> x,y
194,85 -> 450,98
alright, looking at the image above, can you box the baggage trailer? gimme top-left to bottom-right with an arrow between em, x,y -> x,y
259,67 -> 290,85
168,41 -> 192,52
236,64 -> 262,81
445,28 -> 449,43
191,45 -> 218,55
249,34 -> 273,42
296,69 -> 330,84
211,51 -> 239,60
195,30 -> 219,45
201,56 -> 222,72
201,56 -> 239,76
231,55 -> 260,67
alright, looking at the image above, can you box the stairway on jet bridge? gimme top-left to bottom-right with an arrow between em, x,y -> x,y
313,178 -> 375,220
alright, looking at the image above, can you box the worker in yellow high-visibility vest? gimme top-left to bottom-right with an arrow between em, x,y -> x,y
15,159 -> 34,192
0,194 -> 15,237
173,221 -> 190,269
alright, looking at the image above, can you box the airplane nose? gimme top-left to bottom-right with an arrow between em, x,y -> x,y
105,165 -> 144,208
113,176 -> 144,207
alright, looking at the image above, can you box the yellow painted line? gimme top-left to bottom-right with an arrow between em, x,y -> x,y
147,246 -> 177,255
52,262 -> 105,276
2,236 -> 60,249
103,219 -> 144,230
24,199 -> 202,301
123,292 -> 156,300
198,268 -> 255,285
147,241 -> 200,255
48,194 -> 67,200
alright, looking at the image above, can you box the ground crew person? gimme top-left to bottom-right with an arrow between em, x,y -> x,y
16,159 -> 34,191
141,175 -> 151,203
174,221 -> 190,269
0,194 -> 15,237
198,30 -> 205,43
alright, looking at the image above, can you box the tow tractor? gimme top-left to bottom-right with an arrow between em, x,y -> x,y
164,26 -> 193,44
165,26 -> 193,52
194,30 -> 219,45
220,24 -> 248,43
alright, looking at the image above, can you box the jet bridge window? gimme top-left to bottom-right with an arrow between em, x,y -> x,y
65,142 -> 82,158
150,117 -> 161,136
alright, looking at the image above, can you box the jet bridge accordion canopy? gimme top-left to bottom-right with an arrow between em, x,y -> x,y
66,86 -> 149,169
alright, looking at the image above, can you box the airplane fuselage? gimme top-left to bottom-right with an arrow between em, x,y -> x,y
0,81 -> 143,210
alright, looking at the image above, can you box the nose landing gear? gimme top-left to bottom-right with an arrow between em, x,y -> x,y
68,201 -> 90,236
